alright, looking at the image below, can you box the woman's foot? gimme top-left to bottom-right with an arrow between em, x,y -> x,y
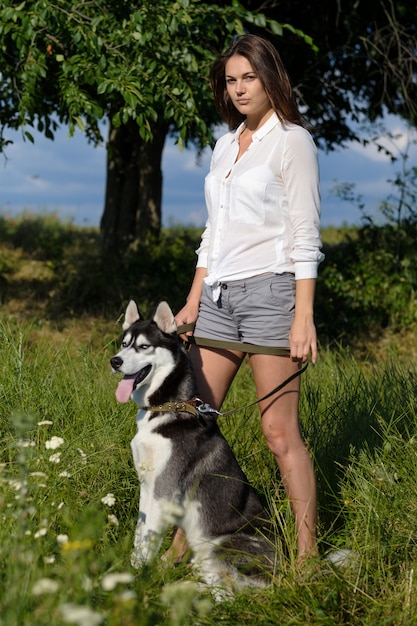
161,528 -> 190,564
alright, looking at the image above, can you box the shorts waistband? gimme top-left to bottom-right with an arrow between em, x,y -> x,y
218,272 -> 292,290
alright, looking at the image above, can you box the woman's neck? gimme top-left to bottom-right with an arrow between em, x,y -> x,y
244,108 -> 275,132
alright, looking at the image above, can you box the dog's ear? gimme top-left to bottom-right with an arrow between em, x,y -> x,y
123,300 -> 141,330
153,301 -> 177,334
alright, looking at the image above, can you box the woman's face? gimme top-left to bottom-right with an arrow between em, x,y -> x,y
225,55 -> 272,121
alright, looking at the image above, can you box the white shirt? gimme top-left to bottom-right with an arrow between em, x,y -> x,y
196,113 -> 324,298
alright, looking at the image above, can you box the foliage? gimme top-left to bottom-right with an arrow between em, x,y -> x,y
318,133 -> 417,343
0,0 -> 295,151
0,211 -> 202,318
1,213 -> 417,347
254,0 -> 417,148
316,220 -> 417,342
1,317 -> 417,624
1,0 -> 415,153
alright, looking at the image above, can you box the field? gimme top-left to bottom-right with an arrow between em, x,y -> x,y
1,214 -> 417,625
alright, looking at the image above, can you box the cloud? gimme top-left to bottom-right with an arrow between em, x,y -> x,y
347,116 -> 417,164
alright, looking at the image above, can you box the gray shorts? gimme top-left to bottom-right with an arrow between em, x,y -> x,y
194,273 -> 295,348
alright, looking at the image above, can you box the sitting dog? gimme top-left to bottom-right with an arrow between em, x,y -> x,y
110,300 -> 276,597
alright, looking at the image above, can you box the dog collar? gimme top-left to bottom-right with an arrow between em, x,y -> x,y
142,400 -> 199,416
142,399 -> 220,417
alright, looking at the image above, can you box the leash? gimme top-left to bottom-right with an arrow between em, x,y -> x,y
196,359 -> 308,418
143,323 -> 308,417
144,362 -> 307,417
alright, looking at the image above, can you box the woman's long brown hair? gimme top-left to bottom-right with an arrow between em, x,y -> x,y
210,34 -> 305,130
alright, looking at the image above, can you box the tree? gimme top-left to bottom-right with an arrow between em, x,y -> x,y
245,0 -> 417,149
1,1 -> 415,254
0,0 -> 304,253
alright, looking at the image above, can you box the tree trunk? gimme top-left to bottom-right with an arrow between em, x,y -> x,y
100,118 -> 168,256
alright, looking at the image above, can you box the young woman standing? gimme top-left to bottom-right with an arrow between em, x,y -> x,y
174,34 -> 324,564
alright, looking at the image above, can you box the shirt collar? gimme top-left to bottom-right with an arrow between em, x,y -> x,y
233,112 -> 280,143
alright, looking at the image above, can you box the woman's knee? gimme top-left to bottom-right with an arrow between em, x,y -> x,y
262,422 -> 304,460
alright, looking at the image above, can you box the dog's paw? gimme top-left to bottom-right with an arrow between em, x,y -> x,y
131,550 -> 146,569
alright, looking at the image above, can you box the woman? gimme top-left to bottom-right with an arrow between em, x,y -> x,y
174,34 -> 324,564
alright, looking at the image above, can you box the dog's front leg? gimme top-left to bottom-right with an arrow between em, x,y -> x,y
131,480 -> 174,568
130,430 -> 176,568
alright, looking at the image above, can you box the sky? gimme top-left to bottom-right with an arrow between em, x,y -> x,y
1,115 -> 415,230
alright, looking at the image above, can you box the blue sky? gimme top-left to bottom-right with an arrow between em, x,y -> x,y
1,116 -> 415,229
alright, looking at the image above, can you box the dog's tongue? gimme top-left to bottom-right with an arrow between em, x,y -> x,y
115,375 -> 137,403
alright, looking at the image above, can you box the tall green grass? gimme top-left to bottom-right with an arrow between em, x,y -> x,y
1,317 -> 417,624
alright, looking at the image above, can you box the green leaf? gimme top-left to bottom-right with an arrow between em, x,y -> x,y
74,116 -> 85,131
24,130 -> 34,143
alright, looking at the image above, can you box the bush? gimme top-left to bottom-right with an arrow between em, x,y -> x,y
316,220 -> 417,343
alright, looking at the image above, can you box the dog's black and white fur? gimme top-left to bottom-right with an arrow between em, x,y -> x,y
110,300 -> 276,597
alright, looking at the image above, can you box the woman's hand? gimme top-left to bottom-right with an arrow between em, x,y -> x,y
174,266 -> 207,340
290,278 -> 318,363
174,302 -> 200,340
289,313 -> 317,364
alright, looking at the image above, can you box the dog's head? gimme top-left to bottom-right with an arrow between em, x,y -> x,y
110,300 -> 178,405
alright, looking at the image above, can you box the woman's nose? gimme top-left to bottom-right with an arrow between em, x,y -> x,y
235,80 -> 245,94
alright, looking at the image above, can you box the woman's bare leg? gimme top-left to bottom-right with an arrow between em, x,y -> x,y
249,354 -> 317,562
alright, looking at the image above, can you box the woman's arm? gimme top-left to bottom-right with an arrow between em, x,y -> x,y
289,278 -> 318,363
174,266 -> 207,335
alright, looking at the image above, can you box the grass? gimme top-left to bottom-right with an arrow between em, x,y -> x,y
1,318 -> 417,625
1,213 -> 417,624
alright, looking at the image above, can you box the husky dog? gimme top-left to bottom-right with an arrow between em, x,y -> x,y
110,300 -> 276,597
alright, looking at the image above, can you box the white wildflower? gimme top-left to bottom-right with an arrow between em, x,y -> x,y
160,500 -> 184,526
38,420 -> 53,426
45,436 -> 65,450
34,527 -> 48,539
101,493 -> 116,507
137,461 -> 153,479
32,577 -> 59,596
161,580 -> 212,612
30,472 -> 47,478
77,448 -> 87,464
59,470 -> 71,478
57,534 -> 69,545
48,452 -> 61,464
117,590 -> 137,602
107,514 -> 119,527
17,439 -> 35,448
59,603 -> 104,626
9,479 -> 24,491
82,576 -> 94,592
101,572 -> 134,591
44,555 -> 56,565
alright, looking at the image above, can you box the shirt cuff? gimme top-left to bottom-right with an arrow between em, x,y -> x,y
294,261 -> 320,280
196,251 -> 208,268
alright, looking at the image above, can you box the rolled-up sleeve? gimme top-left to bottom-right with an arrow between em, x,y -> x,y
196,218 -> 211,268
283,129 -> 325,279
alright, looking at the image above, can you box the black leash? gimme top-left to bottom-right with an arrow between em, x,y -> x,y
195,359 -> 308,418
